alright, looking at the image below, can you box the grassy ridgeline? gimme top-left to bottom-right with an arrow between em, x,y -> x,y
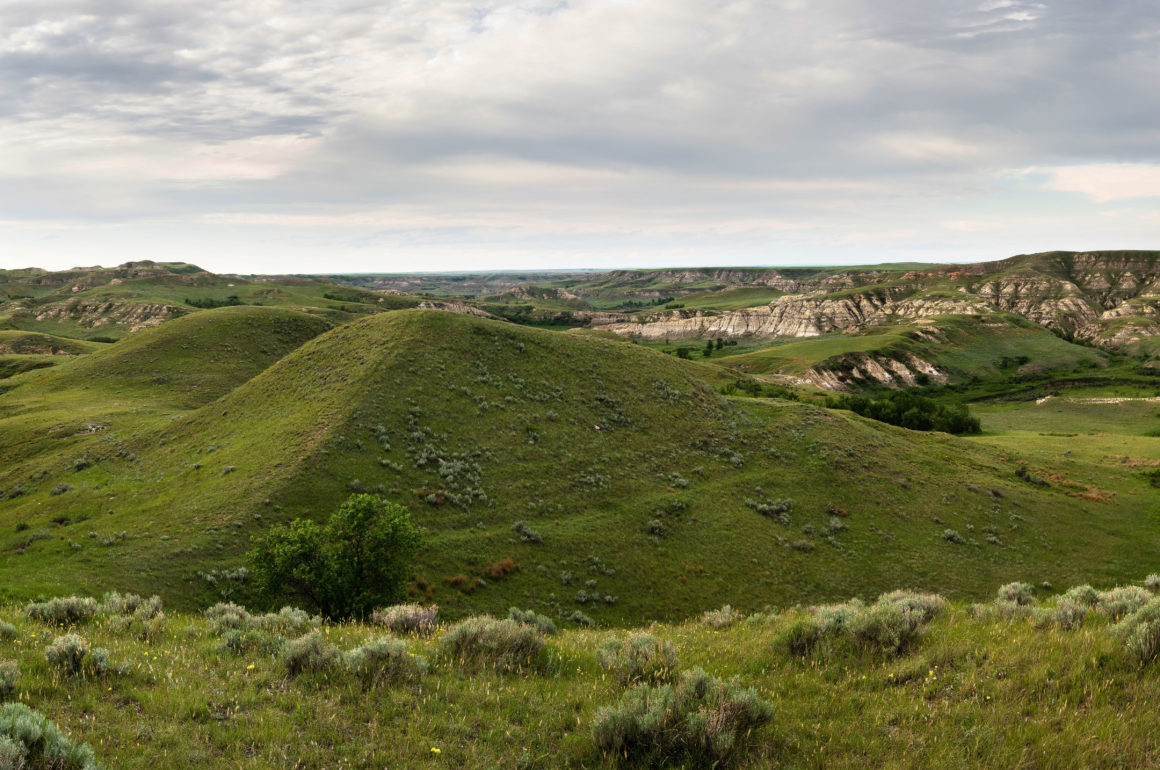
1,309 -> 1159,621
2,583 -> 1160,767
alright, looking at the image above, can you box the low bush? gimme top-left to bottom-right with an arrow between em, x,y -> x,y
280,632 -> 342,677
1097,586 -> 1152,619
507,607 -> 557,635
371,604 -> 439,635
439,617 -> 545,673
597,633 -> 679,685
0,660 -> 18,700
1113,597 -> 1160,665
1146,574 -> 1160,593
511,521 -> 543,544
781,591 -> 946,658
0,623 -> 16,641
25,597 -> 98,625
591,667 -> 773,767
218,629 -> 285,657
44,634 -> 90,676
0,702 -> 101,770
99,592 -> 162,618
700,605 -> 743,630
251,607 -> 321,635
344,637 -> 427,687
205,602 -> 251,632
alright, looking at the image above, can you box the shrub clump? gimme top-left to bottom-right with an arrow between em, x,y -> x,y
0,660 -> 18,701
99,592 -> 161,618
1097,586 -> 1152,620
218,629 -> 285,657
0,623 -> 16,642
0,702 -> 101,770
597,633 -> 679,685
371,604 -> 439,635
700,605 -> 744,630
43,634 -> 118,677
1113,597 -> 1160,665
507,607 -> 557,635
439,617 -> 545,673
780,590 -> 946,658
592,667 -> 773,767
280,632 -> 342,677
344,637 -> 428,687
25,597 -> 97,625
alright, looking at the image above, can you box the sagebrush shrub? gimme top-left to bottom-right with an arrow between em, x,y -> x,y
25,597 -> 97,625
344,637 -> 427,687
0,623 -> 16,642
280,632 -> 342,677
205,602 -> 252,632
1146,574 -> 1160,593
848,602 -> 924,655
591,667 -> 773,766
597,633 -> 678,685
251,607 -> 321,635
507,607 -> 557,635
44,634 -> 90,676
780,616 -> 824,656
0,702 -> 101,770
218,629 -> 285,657
1113,597 -> 1160,664
1060,584 -> 1099,607
99,592 -> 162,618
371,604 -> 439,635
439,617 -> 545,673
0,660 -> 18,701
700,605 -> 743,630
996,582 -> 1036,606
1097,586 -> 1152,619
874,590 -> 947,623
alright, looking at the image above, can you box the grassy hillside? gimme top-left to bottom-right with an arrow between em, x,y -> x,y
1,310 -> 1157,624
4,578 -> 1160,768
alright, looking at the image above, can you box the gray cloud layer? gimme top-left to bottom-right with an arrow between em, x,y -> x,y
1,0 -> 1158,271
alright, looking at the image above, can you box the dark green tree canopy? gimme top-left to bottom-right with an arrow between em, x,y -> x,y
247,494 -> 423,619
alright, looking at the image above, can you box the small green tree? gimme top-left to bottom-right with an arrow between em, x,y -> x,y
247,494 -> 422,619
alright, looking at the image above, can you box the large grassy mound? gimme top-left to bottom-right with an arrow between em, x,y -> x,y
1,310 -> 1157,621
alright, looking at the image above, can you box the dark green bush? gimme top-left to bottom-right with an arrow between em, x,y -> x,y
825,392 -> 980,434
248,494 -> 422,619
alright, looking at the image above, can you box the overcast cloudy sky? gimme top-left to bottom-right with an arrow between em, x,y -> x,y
2,0 -> 1159,273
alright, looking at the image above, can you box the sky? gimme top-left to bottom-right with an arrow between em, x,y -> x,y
1,0 -> 1159,274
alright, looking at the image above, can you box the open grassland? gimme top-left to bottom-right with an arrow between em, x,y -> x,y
4,580 -> 1160,768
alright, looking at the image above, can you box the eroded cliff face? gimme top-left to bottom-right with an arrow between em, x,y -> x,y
796,352 -> 948,391
26,300 -> 190,332
594,290 -> 986,340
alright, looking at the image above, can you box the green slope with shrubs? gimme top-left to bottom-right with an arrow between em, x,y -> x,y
1,310 -> 1158,624
4,577 -> 1160,767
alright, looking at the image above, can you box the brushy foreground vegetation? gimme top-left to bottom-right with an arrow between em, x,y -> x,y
3,580 -> 1160,768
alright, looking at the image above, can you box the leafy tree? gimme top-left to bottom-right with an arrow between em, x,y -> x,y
247,494 -> 422,619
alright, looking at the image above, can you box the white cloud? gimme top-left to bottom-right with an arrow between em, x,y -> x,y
1034,164 -> 1160,202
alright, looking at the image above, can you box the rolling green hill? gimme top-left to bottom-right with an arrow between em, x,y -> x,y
1,309 -> 1156,625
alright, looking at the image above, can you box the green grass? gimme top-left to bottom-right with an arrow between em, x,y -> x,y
2,310 -> 1158,625
3,581 -> 1160,767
